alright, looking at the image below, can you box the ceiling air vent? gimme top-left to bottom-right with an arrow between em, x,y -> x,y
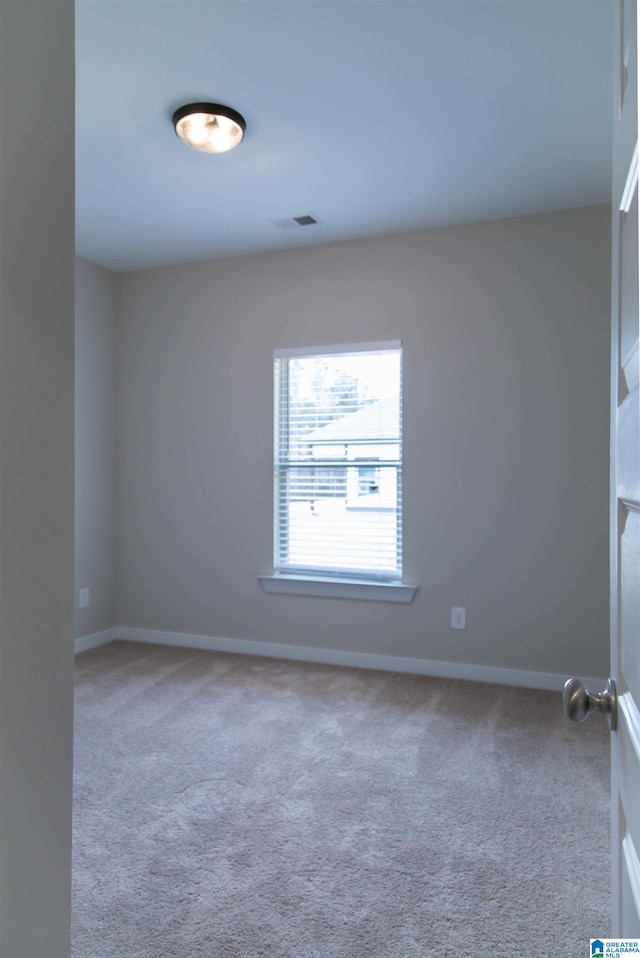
270,213 -> 321,230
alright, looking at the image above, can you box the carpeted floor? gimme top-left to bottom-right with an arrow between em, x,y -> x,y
72,641 -> 610,958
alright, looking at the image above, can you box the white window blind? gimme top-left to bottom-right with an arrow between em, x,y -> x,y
274,342 -> 402,581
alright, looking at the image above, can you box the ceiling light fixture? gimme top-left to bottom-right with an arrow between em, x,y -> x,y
172,102 -> 246,154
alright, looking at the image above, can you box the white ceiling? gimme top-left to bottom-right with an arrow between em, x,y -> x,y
75,0 -> 614,273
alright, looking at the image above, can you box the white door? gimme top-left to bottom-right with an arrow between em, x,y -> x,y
611,0 -> 640,936
565,0 -> 640,936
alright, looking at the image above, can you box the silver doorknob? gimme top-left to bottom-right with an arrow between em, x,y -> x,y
563,677 -> 617,731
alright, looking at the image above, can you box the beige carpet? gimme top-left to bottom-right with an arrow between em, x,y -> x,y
72,640 -> 610,957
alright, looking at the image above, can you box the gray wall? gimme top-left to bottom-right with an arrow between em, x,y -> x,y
75,257 -> 118,638
112,205 -> 611,681
0,1 -> 75,954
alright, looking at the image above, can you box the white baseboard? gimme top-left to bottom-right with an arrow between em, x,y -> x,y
74,628 -> 119,654
106,625 -> 604,693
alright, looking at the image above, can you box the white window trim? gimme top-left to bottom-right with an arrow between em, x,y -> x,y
258,573 -> 417,603
273,340 -> 402,359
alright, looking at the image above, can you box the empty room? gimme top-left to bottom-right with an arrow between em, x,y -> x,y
1,1 -> 637,956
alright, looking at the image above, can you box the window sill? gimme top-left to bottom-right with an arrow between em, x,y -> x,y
258,574 -> 418,603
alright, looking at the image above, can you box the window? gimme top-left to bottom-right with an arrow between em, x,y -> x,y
357,463 -> 379,498
272,341 -> 403,583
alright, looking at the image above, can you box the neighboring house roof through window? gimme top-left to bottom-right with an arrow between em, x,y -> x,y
304,396 -> 399,444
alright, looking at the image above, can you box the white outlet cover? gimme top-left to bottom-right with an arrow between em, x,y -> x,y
451,606 -> 466,629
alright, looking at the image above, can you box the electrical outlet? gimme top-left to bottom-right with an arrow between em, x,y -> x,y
451,606 -> 466,630
79,588 -> 90,609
